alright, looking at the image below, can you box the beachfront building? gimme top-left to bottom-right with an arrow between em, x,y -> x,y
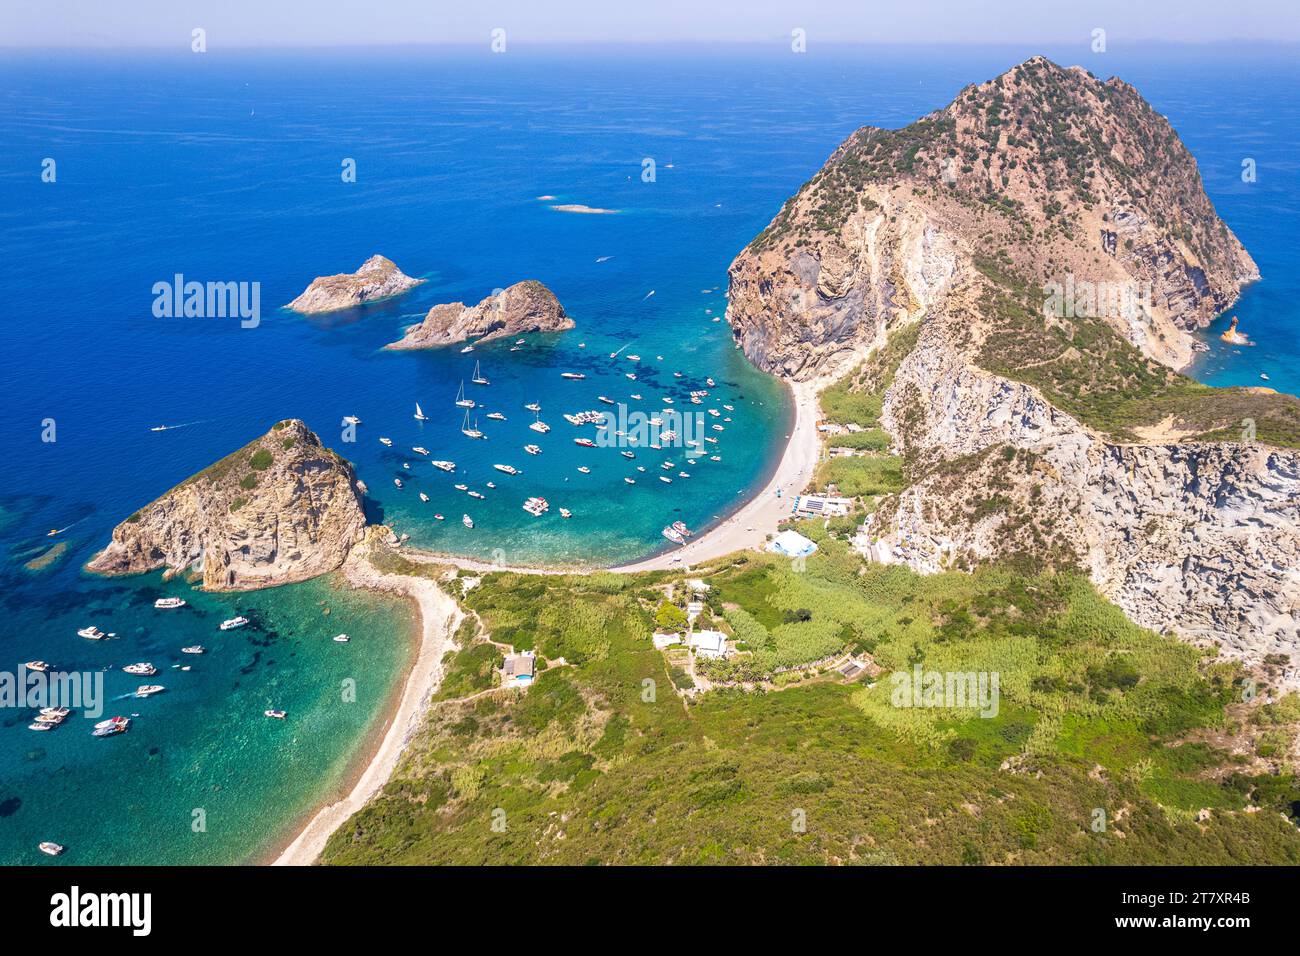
502,651 -> 536,688
688,630 -> 729,660
794,494 -> 853,518
767,529 -> 818,559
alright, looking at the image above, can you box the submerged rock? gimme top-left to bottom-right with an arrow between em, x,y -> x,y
286,255 -> 423,314
386,280 -> 572,350
87,420 -> 366,591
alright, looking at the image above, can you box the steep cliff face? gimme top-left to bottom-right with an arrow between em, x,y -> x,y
386,280 -> 572,350
863,318 -> 1300,665
287,255 -> 423,314
728,56 -> 1257,377
87,420 -> 366,591
730,56 -> 1300,673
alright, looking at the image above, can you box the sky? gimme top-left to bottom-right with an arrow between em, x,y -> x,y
2,0 -> 1298,47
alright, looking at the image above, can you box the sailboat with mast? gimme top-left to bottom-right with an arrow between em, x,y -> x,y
461,408 -> 484,440
413,402 -> 429,421
455,381 -> 475,409
472,360 -> 490,386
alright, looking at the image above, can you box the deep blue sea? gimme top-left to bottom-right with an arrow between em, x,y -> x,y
0,43 -> 1295,864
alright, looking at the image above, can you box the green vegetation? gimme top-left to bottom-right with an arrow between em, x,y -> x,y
321,542 -> 1300,866
814,455 -> 906,498
249,449 -> 274,470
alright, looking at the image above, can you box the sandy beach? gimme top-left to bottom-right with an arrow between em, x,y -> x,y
272,378 -> 823,863
613,379 -> 823,572
272,548 -> 463,866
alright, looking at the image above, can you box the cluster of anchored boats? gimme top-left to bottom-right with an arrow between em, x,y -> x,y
368,347 -> 735,540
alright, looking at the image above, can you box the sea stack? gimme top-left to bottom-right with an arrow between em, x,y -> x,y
386,280 -> 572,350
87,420 -> 367,590
1220,315 -> 1251,345
286,255 -> 423,314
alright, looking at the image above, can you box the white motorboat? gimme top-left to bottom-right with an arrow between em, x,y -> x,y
39,842 -> 65,856
462,514 -> 474,528
379,437 -> 393,446
525,402 -> 541,412
155,597 -> 186,609
219,616 -> 249,631
559,508 -> 572,518
486,412 -> 506,421
493,464 -> 520,475
394,478 -> 404,489
343,415 -> 362,426
265,709 -> 287,719
123,662 -> 158,676
577,466 -> 591,474
431,460 -> 456,472
560,372 -> 586,380
419,492 -> 430,502
24,661 -> 51,672
524,444 -> 542,455
412,446 -> 430,455
135,685 -> 165,697
522,496 -> 549,516
333,634 -> 350,643
182,645 -> 205,654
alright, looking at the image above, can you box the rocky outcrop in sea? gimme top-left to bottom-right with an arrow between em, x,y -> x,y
287,255 -> 423,314
386,280 -> 572,350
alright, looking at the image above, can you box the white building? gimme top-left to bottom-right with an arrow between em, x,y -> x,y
652,632 -> 681,650
688,630 -> 729,660
502,651 -> 536,687
794,494 -> 853,517
766,529 -> 818,559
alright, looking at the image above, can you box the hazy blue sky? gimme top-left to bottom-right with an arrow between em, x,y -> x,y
2,0 -> 1297,47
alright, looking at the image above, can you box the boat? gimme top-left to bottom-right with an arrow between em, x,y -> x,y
462,514 -> 474,528
155,598 -> 186,610
264,709 -> 287,720
525,402 -> 541,412
414,402 -> 429,421
92,716 -> 130,737
723,404 -> 734,411
598,396 -> 615,405
529,416 -> 551,434
486,412 -> 506,421
379,437 -> 393,446
24,661 -> 51,672
28,722 -> 55,732
486,481 -> 496,488
662,527 -> 686,544
219,616 -> 249,631
631,393 -> 642,400
710,455 -> 722,462
661,461 -> 675,470
34,713 -> 66,726
1261,373 -> 1270,381
515,339 -> 525,346
678,471 -> 691,478
712,424 -> 724,431
673,371 -> 683,378
40,707 -> 71,719
671,521 -> 692,537
135,685 -> 165,697
637,466 -> 646,472
467,490 -> 485,500
706,378 -> 716,387
38,842 -> 64,857
574,437 -> 596,448
455,483 -> 468,491
419,492 -> 430,502
394,478 -> 403,489
123,663 -> 158,676
659,476 -> 673,483
455,382 -> 475,409
524,444 -> 542,455
663,397 -> 674,404
343,415 -> 362,426
493,464 -> 520,475
624,477 -> 636,484
461,409 -> 484,440
412,446 -> 430,455
559,508 -> 572,518
621,451 -> 635,459
333,634 -> 350,643
182,645 -> 205,654
471,360 -> 490,386
403,463 -> 411,469
434,513 -> 445,521
560,372 -> 586,380
577,466 -> 591,474
431,460 -> 456,472
522,496 -> 550,517
708,408 -> 720,417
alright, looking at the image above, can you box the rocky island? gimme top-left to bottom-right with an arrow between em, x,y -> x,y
386,280 -> 572,350
286,255 -> 423,314
87,420 -> 366,590
726,56 -> 1300,671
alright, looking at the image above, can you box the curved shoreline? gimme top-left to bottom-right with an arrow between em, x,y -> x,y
268,378 -> 823,863
271,549 -> 463,866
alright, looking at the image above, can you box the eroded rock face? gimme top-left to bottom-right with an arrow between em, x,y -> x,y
286,255 -> 423,314
86,420 -> 366,591
727,56 -> 1257,378
863,322 -> 1300,666
386,280 -> 572,350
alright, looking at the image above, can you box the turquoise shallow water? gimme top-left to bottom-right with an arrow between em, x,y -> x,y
0,43 -> 1294,865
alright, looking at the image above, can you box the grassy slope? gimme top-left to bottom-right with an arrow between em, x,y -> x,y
320,543 -> 1300,866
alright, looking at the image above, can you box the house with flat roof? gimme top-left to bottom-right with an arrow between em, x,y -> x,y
502,651 -> 536,688
688,630 -> 729,660
794,494 -> 852,517
767,529 -> 818,559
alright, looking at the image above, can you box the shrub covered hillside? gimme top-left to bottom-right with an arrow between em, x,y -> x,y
321,540 -> 1300,865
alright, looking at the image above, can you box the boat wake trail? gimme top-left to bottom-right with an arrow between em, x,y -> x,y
149,419 -> 212,432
